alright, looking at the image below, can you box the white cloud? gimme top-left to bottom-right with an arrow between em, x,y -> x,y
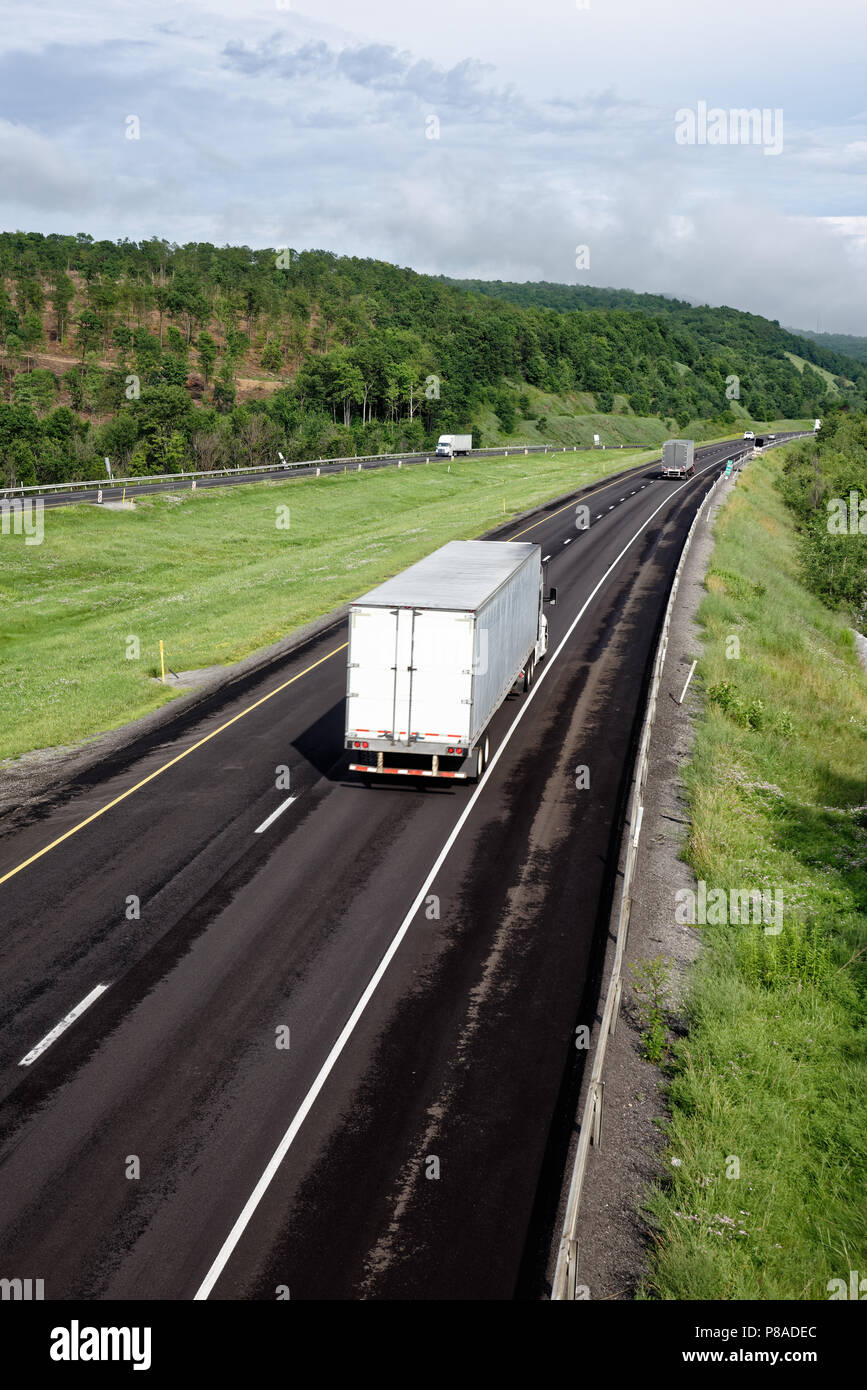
0,2 -> 865,333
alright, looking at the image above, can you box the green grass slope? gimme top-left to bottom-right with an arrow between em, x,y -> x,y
642,447 -> 867,1300
0,446 -> 657,762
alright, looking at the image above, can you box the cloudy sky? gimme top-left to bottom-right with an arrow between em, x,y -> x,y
1,0 -> 866,332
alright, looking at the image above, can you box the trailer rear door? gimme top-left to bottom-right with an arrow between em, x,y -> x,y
346,605 -> 473,746
406,609 -> 473,745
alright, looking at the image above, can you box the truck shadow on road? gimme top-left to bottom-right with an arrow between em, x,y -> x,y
292,698 -> 455,792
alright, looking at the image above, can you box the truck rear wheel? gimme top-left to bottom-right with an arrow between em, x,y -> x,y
475,733 -> 490,780
523,656 -> 536,692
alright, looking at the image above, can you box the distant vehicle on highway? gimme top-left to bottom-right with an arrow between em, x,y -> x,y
743,430 -> 755,440
768,432 -> 776,439
754,436 -> 766,448
435,433 -> 472,458
814,418 -> 822,432
346,540 -> 550,782
661,438 -> 695,478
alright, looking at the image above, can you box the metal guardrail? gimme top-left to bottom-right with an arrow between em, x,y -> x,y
0,442 -> 653,500
0,430 -> 810,502
550,449 -> 748,1300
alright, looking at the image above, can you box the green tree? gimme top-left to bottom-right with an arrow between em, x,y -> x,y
2,437 -> 38,487
13,369 -> 57,417
129,385 -> 196,469
51,274 -> 75,343
494,391 -> 517,434
113,323 -> 133,357
20,309 -> 44,350
213,360 -> 236,412
260,341 -> 283,372
197,332 -> 218,384
166,325 -> 188,359
76,309 -> 102,360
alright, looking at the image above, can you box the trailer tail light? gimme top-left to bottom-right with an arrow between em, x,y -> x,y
362,741 -> 369,748
353,741 -> 360,747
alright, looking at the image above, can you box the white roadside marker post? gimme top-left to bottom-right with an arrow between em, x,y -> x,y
678,659 -> 697,705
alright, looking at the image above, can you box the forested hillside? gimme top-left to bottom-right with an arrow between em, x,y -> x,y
0,231 -> 862,487
796,328 -> 867,364
446,276 -> 865,388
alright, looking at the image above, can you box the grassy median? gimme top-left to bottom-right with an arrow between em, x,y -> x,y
642,449 -> 867,1300
0,447 -> 659,762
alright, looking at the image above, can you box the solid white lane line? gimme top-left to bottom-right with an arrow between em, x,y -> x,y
19,984 -> 110,1066
194,460 -> 714,1301
254,796 -> 297,834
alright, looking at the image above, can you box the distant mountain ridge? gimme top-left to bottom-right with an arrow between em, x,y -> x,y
793,327 -> 867,364
443,277 -> 867,382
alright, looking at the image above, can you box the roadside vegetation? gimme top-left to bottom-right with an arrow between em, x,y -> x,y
777,409 -> 867,626
642,441 -> 867,1300
0,446 -> 657,762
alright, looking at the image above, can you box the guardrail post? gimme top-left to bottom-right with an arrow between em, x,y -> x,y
591,1082 -> 604,1146
609,977 -> 623,1035
621,894 -> 631,947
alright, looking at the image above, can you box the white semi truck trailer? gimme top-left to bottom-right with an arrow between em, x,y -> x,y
435,434 -> 473,458
345,540 -> 550,781
661,438 -> 696,479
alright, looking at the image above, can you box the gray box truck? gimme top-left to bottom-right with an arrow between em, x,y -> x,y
661,439 -> 695,479
345,540 -> 549,781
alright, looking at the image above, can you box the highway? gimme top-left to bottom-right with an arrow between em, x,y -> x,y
3,438 -> 728,509
0,434 -> 801,1300
6,442 -> 599,510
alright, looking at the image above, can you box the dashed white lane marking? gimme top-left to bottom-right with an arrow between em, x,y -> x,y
595,514 -> 602,519
563,537 -> 572,544
542,554 -> 552,562
19,984 -> 110,1066
254,796 -> 298,834
608,505 -> 614,510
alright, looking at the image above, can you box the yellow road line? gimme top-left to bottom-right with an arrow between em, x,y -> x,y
0,643 -> 348,889
509,458 -> 652,540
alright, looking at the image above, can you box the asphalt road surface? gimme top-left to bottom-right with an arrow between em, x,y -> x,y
0,434 -> 802,1300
